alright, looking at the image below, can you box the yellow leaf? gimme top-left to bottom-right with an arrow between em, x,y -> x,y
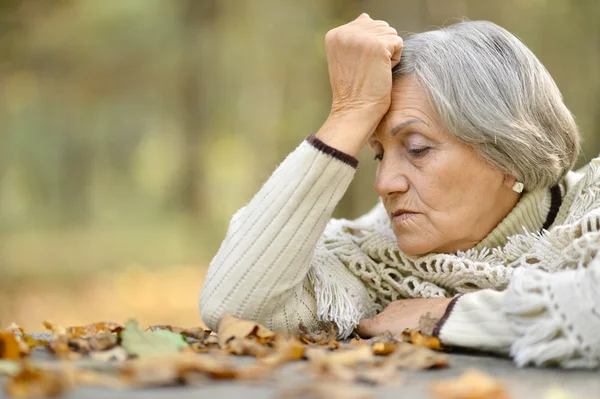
4,362 -> 71,398
217,314 -> 274,348
0,333 -> 21,360
372,341 -> 396,356
402,328 -> 442,350
385,342 -> 449,370
298,321 -> 338,345
430,369 -> 511,399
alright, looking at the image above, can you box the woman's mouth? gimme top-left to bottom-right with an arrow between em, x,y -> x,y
392,212 -> 419,225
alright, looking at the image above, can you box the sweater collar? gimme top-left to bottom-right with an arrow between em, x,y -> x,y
475,186 -> 557,251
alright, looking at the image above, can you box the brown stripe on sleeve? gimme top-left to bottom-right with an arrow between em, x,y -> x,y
306,135 -> 359,169
432,294 -> 464,338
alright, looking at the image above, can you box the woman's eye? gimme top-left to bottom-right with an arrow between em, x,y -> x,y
373,153 -> 384,161
408,147 -> 431,157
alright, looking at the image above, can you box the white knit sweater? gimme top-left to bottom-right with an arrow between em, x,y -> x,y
200,136 -> 600,368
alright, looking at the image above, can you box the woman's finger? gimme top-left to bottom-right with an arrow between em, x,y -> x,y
390,36 -> 403,67
356,318 -> 380,338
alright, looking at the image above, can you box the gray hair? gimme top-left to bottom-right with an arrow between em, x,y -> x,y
393,20 -> 580,191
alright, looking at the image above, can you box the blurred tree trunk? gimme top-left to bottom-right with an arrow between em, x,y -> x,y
176,0 -> 217,218
58,126 -> 92,224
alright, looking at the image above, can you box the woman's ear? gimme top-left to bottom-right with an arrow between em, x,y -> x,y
503,174 -> 517,190
503,174 -> 524,193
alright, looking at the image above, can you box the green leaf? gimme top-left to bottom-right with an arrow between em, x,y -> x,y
121,320 -> 187,358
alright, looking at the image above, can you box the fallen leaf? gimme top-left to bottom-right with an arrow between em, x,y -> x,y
4,362 -> 71,398
372,341 -> 396,356
6,324 -> 31,356
217,314 -> 275,348
401,329 -> 442,350
42,321 -> 79,359
121,320 -> 188,358
90,347 -> 128,362
147,326 -> 211,341
298,322 -> 338,345
351,363 -> 401,385
66,322 -> 123,339
225,338 -> 271,357
120,353 -> 237,387
306,345 -> 374,369
384,342 -> 449,370
261,338 -> 305,366
430,369 -> 511,399
418,312 -> 441,336
86,331 -> 118,351
278,382 -> 372,399
23,336 -> 47,350
0,333 -> 22,360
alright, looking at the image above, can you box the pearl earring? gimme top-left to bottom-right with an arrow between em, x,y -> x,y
512,182 -> 524,193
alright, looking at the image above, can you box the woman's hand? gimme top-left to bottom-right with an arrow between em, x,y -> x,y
356,297 -> 453,338
316,13 -> 403,157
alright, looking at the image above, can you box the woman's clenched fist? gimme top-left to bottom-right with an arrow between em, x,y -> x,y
316,14 -> 402,157
326,14 -> 402,121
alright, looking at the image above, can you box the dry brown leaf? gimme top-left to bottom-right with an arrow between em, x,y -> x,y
87,331 -> 118,351
0,333 -> 22,360
43,321 -> 119,357
351,363 -> 401,385
278,382 -> 372,399
306,345 -> 374,370
6,324 -> 32,356
120,353 -> 237,386
372,341 -> 396,356
23,336 -> 47,350
179,327 -> 211,341
430,369 -> 511,399
298,322 -> 338,345
418,312 -> 441,336
66,322 -> 123,338
260,338 -> 305,367
325,362 -> 401,385
90,347 -> 128,362
225,338 -> 271,357
148,325 -> 211,341
217,314 -> 275,349
4,362 -> 71,398
401,328 -> 443,350
384,342 -> 449,370
42,321 -> 76,359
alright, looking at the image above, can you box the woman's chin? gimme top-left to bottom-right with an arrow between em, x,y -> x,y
395,237 -> 434,256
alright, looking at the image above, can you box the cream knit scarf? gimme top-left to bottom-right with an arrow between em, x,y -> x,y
308,157 -> 600,338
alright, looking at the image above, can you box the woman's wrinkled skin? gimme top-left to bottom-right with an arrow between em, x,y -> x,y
369,76 -> 521,255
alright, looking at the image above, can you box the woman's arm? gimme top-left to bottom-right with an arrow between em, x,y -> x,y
199,135 -> 373,337
436,252 -> 600,368
200,14 -> 403,337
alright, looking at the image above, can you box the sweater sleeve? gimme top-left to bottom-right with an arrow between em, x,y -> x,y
199,137 -> 375,338
436,251 -> 600,368
435,290 -> 518,354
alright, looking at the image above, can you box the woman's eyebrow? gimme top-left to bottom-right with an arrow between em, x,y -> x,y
390,118 -> 428,136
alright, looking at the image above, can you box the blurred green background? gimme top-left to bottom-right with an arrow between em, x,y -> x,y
1,0 -> 599,330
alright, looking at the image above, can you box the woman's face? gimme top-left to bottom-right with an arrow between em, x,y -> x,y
368,76 -> 520,255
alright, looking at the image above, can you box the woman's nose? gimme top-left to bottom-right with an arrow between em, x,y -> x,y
373,160 -> 410,198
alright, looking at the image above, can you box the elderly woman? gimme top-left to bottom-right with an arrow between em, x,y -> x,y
200,15 -> 600,368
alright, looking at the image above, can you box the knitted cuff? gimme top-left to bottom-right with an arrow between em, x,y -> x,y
432,294 -> 464,338
306,135 -> 359,169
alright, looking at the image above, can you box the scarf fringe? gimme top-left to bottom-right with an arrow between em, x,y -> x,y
504,269 -> 575,367
308,261 -> 364,339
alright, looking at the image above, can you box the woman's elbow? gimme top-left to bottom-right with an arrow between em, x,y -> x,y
198,291 -> 222,332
